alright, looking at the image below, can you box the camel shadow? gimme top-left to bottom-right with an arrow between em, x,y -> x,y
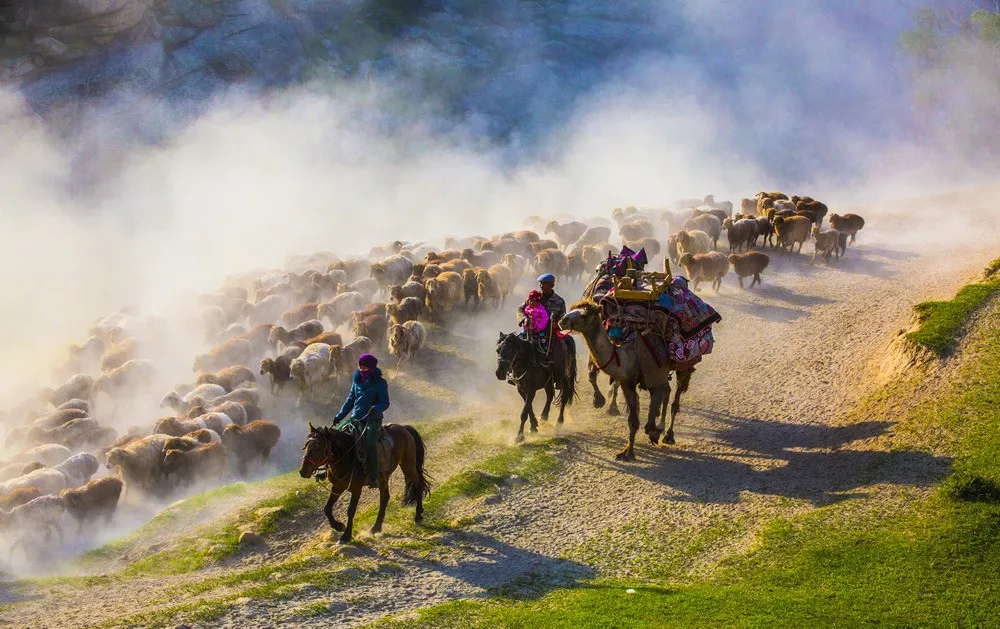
720,299 -> 811,323
751,283 -> 835,307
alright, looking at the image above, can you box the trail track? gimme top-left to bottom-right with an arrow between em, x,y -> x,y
1,188 -> 998,628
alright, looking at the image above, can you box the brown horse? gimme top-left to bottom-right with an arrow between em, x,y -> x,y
299,422 -> 431,544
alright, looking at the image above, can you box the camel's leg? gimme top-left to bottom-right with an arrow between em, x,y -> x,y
324,487 -> 346,532
540,381 -> 554,422
516,387 -> 531,443
667,369 -> 693,444
617,381 -> 640,461
339,487 -> 362,544
645,386 -> 666,445
371,480 -> 390,535
589,364 -> 606,409
608,379 -> 621,416
738,275 -> 744,289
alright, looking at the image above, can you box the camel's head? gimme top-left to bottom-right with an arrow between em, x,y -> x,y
559,301 -> 602,333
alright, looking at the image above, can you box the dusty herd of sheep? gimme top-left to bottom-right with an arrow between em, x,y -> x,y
0,189 -> 864,566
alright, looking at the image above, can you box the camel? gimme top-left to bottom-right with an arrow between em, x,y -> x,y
559,301 -> 694,461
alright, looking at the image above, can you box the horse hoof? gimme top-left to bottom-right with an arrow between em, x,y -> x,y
540,414 -> 549,423
338,534 -> 353,545
607,406 -> 620,417
665,433 -> 676,445
331,521 -> 346,532
615,450 -> 634,461
515,433 -> 525,443
593,396 -> 606,409
529,426 -> 538,433
370,526 -> 382,535
647,432 -> 662,445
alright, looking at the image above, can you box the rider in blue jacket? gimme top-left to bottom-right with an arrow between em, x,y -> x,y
334,354 -> 390,488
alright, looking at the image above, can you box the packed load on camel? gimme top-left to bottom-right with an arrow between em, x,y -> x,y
582,246 -> 720,370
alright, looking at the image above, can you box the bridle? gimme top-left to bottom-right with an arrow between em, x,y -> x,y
303,429 -> 366,484
497,336 -> 528,383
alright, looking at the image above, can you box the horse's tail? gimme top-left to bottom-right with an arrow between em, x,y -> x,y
402,425 -> 432,506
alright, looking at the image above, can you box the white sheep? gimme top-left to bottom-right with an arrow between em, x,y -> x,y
289,343 -> 332,406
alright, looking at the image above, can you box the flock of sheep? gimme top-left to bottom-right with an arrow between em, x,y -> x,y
0,189 -> 866,564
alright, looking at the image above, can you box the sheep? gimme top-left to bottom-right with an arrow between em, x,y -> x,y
0,495 -> 66,556
370,255 -> 415,293
279,303 -> 320,328
161,436 -> 204,453
388,281 -> 426,304
196,365 -> 256,392
199,305 -> 228,341
389,321 -> 427,374
811,226 -> 843,264
210,387 -> 261,409
221,421 -> 281,475
461,248 -> 501,269
691,206 -> 729,224
60,477 -> 123,530
183,429 -> 222,444
0,488 -> 42,511
533,249 -> 569,278
162,443 -> 228,487
387,296 -> 424,326
0,463 -> 38,484
331,337 -> 373,380
462,268 -> 481,310
796,199 -> 829,225
753,215 -> 773,248
722,217 -> 759,253
666,233 -> 680,264
241,294 -> 291,326
55,336 -> 105,379
572,226 -> 612,249
56,398 -> 90,413
92,359 -> 155,406
425,250 -> 462,263
29,418 -> 100,448
269,319 -> 325,352
502,253 -> 527,286
0,468 -> 70,497
545,221 -> 589,250
17,444 -> 72,467
39,374 -> 94,408
679,252 -> 730,292
674,230 -> 712,258
311,270 -> 348,301
30,407 -> 88,431
529,240 -> 560,255
318,292 -> 367,327
727,252 -> 770,289
289,343 -> 333,402
739,197 -> 757,217
477,264 -> 514,310
502,230 -> 541,246
772,215 -> 812,254
682,214 -> 722,250
439,259 -> 473,276
358,301 -> 389,320
424,271 -> 465,323
105,435 -> 171,493
837,231 -> 849,258
828,213 -> 865,243
618,219 -> 655,243
96,429 -> 146,463
354,314 -> 389,347
209,401 -> 248,427
192,338 -> 253,373
54,453 -> 100,488
160,384 -> 227,414
622,237 -> 661,259
330,258 -> 371,283
566,248 -> 586,283
582,245 -> 609,272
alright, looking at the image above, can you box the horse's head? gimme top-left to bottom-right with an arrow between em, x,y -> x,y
300,422 -> 334,478
495,332 -> 524,381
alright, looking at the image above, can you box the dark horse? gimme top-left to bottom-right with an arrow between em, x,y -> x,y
495,332 -> 577,442
299,422 -> 431,544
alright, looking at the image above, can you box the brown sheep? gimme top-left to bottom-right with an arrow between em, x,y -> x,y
221,421 -> 281,475
163,443 -> 228,487
618,219 -> 655,243
461,248 -> 500,268
29,418 -> 100,448
566,248 -> 586,283
269,319 -> 325,351
728,252 -> 770,288
477,265 -> 514,310
389,321 -> 427,375
0,487 -> 42,511
353,314 -> 389,347
211,401 -> 248,427
679,252 -> 730,292
773,215 -> 812,254
439,259 -> 473,275
279,303 -> 320,328
100,338 -> 139,373
60,477 -> 123,530
196,365 -> 256,392
740,197 -> 757,217
387,297 -> 424,326
828,213 -> 865,243
462,268 -> 482,310
425,250 -> 462,263
0,495 -> 66,556
39,374 -> 94,408
795,199 -> 829,225
260,356 -> 293,395
330,258 -> 371,283
30,408 -> 88,431
691,206 -> 729,224
192,338 -> 254,373
666,233 -> 680,264
105,434 -> 170,493
811,226 -> 842,265
674,230 -> 712,258
425,271 -> 465,323
184,429 -> 221,444
533,249 -> 569,278
154,413 -> 230,438
388,281 -> 426,304
235,323 -> 274,356
318,292 -> 367,327
330,337 -> 373,379
529,240 -> 560,255
682,215 -> 722,250
337,278 -> 379,301
544,221 -> 589,250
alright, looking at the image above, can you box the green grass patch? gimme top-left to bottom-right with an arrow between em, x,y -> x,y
907,259 -> 1000,354
377,273 -> 1000,627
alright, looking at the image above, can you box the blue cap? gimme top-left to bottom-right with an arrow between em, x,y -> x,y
537,273 -> 556,283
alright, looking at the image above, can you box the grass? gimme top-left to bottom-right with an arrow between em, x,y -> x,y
375,266 -> 1000,627
906,257 -> 1000,354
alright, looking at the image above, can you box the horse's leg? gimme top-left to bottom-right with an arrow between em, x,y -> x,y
371,477 -> 391,535
667,369 -> 693,445
540,381 -> 554,422
645,386 -> 666,445
525,388 -> 539,434
617,381 -> 640,461
516,387 -> 530,443
324,487 -> 346,532
607,379 -> 621,416
589,363 -> 606,408
339,485 -> 362,544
